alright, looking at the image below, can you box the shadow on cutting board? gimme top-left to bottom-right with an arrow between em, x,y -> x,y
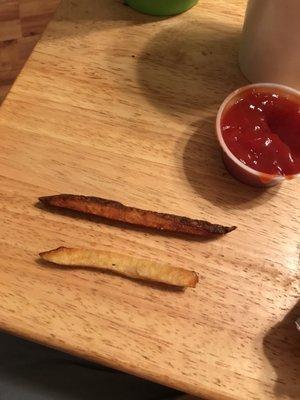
181,117 -> 279,210
136,19 -> 281,210
49,0 -> 164,38
263,300 -> 300,399
136,19 -> 247,116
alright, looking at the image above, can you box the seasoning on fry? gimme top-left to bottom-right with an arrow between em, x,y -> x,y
39,194 -> 236,236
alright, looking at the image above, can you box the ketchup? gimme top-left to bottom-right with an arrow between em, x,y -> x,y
221,88 -> 300,176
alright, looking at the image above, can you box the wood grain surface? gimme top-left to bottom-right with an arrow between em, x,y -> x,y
0,0 -> 300,399
0,0 -> 59,102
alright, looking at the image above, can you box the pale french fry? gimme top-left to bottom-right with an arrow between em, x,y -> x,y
40,247 -> 198,288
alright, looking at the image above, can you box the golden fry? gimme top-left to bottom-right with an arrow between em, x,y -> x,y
40,247 -> 198,288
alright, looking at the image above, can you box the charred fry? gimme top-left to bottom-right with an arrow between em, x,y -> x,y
39,194 -> 236,236
40,247 -> 198,288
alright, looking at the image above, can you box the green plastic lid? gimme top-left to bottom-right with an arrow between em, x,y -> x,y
125,0 -> 198,16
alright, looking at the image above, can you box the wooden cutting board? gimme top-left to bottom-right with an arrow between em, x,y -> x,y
0,0 -> 299,399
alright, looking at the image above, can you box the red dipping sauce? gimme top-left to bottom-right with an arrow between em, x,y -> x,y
221,87 -> 300,177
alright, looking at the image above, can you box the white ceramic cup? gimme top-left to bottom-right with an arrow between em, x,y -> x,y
239,0 -> 300,91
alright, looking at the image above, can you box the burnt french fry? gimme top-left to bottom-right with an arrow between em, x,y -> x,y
39,194 -> 236,236
40,247 -> 199,288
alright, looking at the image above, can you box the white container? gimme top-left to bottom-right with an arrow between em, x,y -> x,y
216,83 -> 300,187
239,0 -> 300,91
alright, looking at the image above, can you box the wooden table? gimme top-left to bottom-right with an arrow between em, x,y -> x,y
0,0 -> 299,399
0,0 -> 59,102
